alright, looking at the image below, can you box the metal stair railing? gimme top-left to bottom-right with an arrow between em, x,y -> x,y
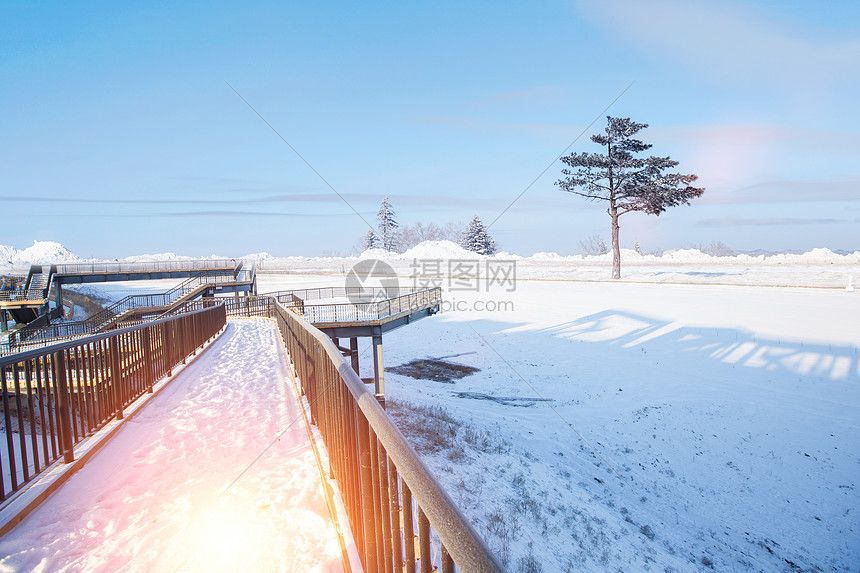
8,268 -> 246,350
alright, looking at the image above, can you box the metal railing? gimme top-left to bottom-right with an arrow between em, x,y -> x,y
53,259 -> 239,276
265,286 -> 423,304
8,268 -> 254,352
299,288 -> 441,325
265,299 -> 503,572
161,296 -> 273,320
263,287 -> 442,325
0,265 -> 54,303
4,290 -> 501,570
0,289 -> 45,301
0,291 -> 45,303
1,304 -> 226,504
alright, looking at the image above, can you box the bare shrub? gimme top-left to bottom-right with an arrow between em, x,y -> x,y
640,524 -> 656,540
387,400 -> 462,454
580,234 -> 609,256
517,543 -> 543,573
693,241 -> 736,257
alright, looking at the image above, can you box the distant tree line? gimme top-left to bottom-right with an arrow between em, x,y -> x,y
360,196 -> 498,255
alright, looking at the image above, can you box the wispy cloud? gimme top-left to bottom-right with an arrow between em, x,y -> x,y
128,211 -> 344,218
0,192 -> 493,209
698,217 -> 845,227
576,0 -> 860,89
0,195 -> 245,205
695,178 -> 860,206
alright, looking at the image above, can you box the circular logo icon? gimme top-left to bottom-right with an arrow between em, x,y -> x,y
345,259 -> 399,303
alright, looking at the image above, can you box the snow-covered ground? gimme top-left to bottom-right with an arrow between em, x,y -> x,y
4,240 -> 859,571
2,240 -> 858,290
252,270 -> 860,572
0,320 -> 344,572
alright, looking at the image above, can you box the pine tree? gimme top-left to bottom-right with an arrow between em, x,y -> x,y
362,228 -> 379,251
377,196 -> 400,252
460,215 -> 497,255
556,116 -> 704,279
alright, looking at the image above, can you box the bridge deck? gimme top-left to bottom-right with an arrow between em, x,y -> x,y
268,287 -> 442,337
0,320 -> 347,571
54,260 -> 240,285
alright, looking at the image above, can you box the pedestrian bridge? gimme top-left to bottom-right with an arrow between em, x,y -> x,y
0,271 -> 501,572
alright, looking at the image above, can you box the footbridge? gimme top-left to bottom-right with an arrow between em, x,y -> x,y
0,292 -> 503,572
1,260 -> 256,355
0,259 -> 249,333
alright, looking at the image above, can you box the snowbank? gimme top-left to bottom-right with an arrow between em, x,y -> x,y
399,240 -> 477,260
1,239 -> 858,276
2,241 -> 82,268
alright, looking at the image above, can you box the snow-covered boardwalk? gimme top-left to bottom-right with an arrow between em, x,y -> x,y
0,319 -> 344,572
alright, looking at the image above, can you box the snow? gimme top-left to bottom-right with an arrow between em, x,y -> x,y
3,239 -> 860,570
0,320 -> 344,572
399,240 -> 481,260
1,239 -> 858,287
11,255 -> 859,571
0,241 -> 82,270
357,247 -> 391,261
364,282 -> 860,572
244,274 -> 860,572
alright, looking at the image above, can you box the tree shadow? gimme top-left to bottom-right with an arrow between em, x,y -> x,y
528,309 -> 859,383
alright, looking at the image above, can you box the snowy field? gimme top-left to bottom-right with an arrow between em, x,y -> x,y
0,320 -> 343,573
4,241 -> 859,571
253,269 -> 860,572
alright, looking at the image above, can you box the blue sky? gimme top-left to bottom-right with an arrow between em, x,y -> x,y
2,0 -> 858,258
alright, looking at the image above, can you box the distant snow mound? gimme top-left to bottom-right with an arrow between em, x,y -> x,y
659,249 -> 713,263
13,241 -> 82,265
400,240 -> 477,259
121,252 -> 196,262
530,251 -> 566,261
0,244 -> 17,264
240,252 -> 276,263
358,248 -> 393,260
769,248 -> 841,265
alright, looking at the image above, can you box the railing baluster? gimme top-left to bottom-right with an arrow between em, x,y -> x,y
34,357 -> 51,468
402,480 -> 416,572
2,365 -> 19,492
418,507 -> 431,573
24,360 -> 39,475
379,441 -> 394,573
52,350 -> 74,464
357,413 -> 378,571
389,460 -> 403,571
441,545 -> 454,573
12,364 -> 30,483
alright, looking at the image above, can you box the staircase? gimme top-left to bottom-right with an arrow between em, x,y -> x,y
1,265 -> 55,325
6,264 -> 255,352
